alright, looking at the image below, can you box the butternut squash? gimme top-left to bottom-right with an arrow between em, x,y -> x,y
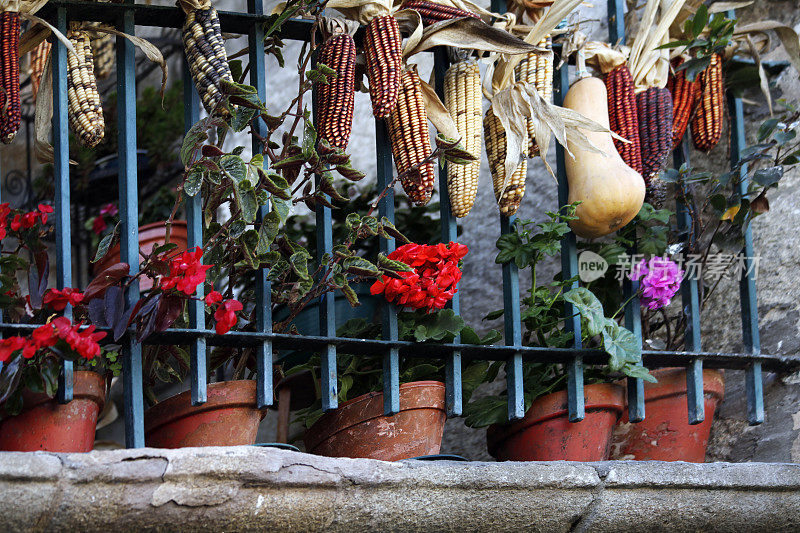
563,77 -> 645,239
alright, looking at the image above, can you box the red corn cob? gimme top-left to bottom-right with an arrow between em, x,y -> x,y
637,87 -> 673,206
691,53 -> 724,153
605,64 -> 643,175
667,57 -> 700,150
402,0 -> 479,25
0,11 -> 21,144
364,15 -> 402,119
316,33 -> 356,150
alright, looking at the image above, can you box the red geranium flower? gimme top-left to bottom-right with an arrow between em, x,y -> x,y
160,247 -> 212,295
0,337 -> 25,363
43,287 -> 84,311
205,290 -> 223,305
214,299 -> 243,334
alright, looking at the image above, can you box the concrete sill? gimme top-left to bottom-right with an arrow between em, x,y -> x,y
1,446 -> 799,532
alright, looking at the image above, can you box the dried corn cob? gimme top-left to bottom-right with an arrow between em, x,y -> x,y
691,53 -> 723,153
667,57 -> 700,149
485,106 -> 527,217
387,69 -> 435,206
183,6 -> 232,116
67,30 -> 104,148
636,87 -> 673,206
364,15 -> 402,119
605,64 -> 643,175
0,11 -> 21,144
92,34 -> 114,80
443,60 -> 481,218
514,36 -> 552,153
29,40 -> 50,103
316,33 -> 356,150
402,0 -> 479,25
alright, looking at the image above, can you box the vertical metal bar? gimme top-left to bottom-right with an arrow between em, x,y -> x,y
501,216 -> 524,421
608,0 -> 644,422
434,47 -> 462,417
183,58 -> 207,406
53,7 -> 73,404
674,139 -> 705,425
249,0 -> 273,409
376,119 -> 400,416
728,80 -> 763,425
118,3 -> 144,447
311,51 -> 337,412
554,60 -> 584,422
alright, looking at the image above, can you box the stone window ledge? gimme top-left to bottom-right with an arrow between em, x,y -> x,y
2,447 -> 799,532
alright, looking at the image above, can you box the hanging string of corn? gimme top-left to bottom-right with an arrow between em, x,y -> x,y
690,53 -> 723,152
514,35 -> 552,155
485,106 -> 527,217
387,68 -> 435,206
605,63 -> 644,175
0,9 -> 21,144
181,2 -> 232,116
443,58 -> 481,217
316,21 -> 357,150
29,40 -> 50,103
67,29 -> 104,148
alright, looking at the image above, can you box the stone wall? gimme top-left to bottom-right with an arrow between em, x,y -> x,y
3,446 -> 800,532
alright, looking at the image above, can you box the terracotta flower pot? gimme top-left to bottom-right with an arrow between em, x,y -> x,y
0,370 -> 106,452
610,368 -> 725,462
304,381 -> 446,461
145,380 -> 267,448
92,220 -> 188,291
487,383 -> 626,462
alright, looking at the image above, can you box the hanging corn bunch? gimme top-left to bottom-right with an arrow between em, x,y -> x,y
485,106 -> 527,217
514,36 -> 552,154
364,14 -> 402,119
402,0 -> 479,26
605,64 -> 643,175
316,22 -> 357,150
443,59 -> 481,218
626,0 -> 687,206
387,68 -> 435,206
690,53 -> 723,152
29,40 -> 50,103
67,29 -> 104,148
0,9 -> 21,144
92,34 -> 114,80
181,2 -> 232,116
667,56 -> 700,149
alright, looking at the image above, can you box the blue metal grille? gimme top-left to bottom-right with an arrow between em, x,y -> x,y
8,0 -> 796,448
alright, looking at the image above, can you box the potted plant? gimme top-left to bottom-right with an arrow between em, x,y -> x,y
286,241 -> 498,461
463,207 -> 654,462
0,202 -> 119,452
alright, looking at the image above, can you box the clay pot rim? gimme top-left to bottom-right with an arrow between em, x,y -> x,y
632,368 -> 725,404
304,380 -> 446,453
144,380 -> 267,436
486,383 -> 625,457
18,370 -> 106,414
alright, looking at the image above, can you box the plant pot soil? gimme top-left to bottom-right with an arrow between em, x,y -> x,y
92,220 -> 188,291
610,368 -> 725,462
0,370 -> 106,452
487,383 -> 625,461
304,381 -> 446,461
144,380 -> 267,448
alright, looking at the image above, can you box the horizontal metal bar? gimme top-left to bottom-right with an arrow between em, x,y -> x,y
0,322 -> 792,371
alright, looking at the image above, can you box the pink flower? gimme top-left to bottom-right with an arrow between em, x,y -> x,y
92,216 -> 108,235
629,257 -> 683,310
100,203 -> 118,217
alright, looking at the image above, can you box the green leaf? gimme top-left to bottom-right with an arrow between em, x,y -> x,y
692,4 -> 708,38
271,196 -> 291,223
92,222 -> 119,263
256,211 -> 281,254
184,166 -> 204,197
564,287 -> 605,337
180,119 -> 210,166
463,396 -> 509,428
220,154 -> 247,185
753,166 -> 784,187
230,105 -> 257,132
602,319 -> 641,371
622,364 -> 657,383
302,119 -> 317,158
236,186 -> 258,223
343,257 -> 381,277
289,251 -> 310,280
